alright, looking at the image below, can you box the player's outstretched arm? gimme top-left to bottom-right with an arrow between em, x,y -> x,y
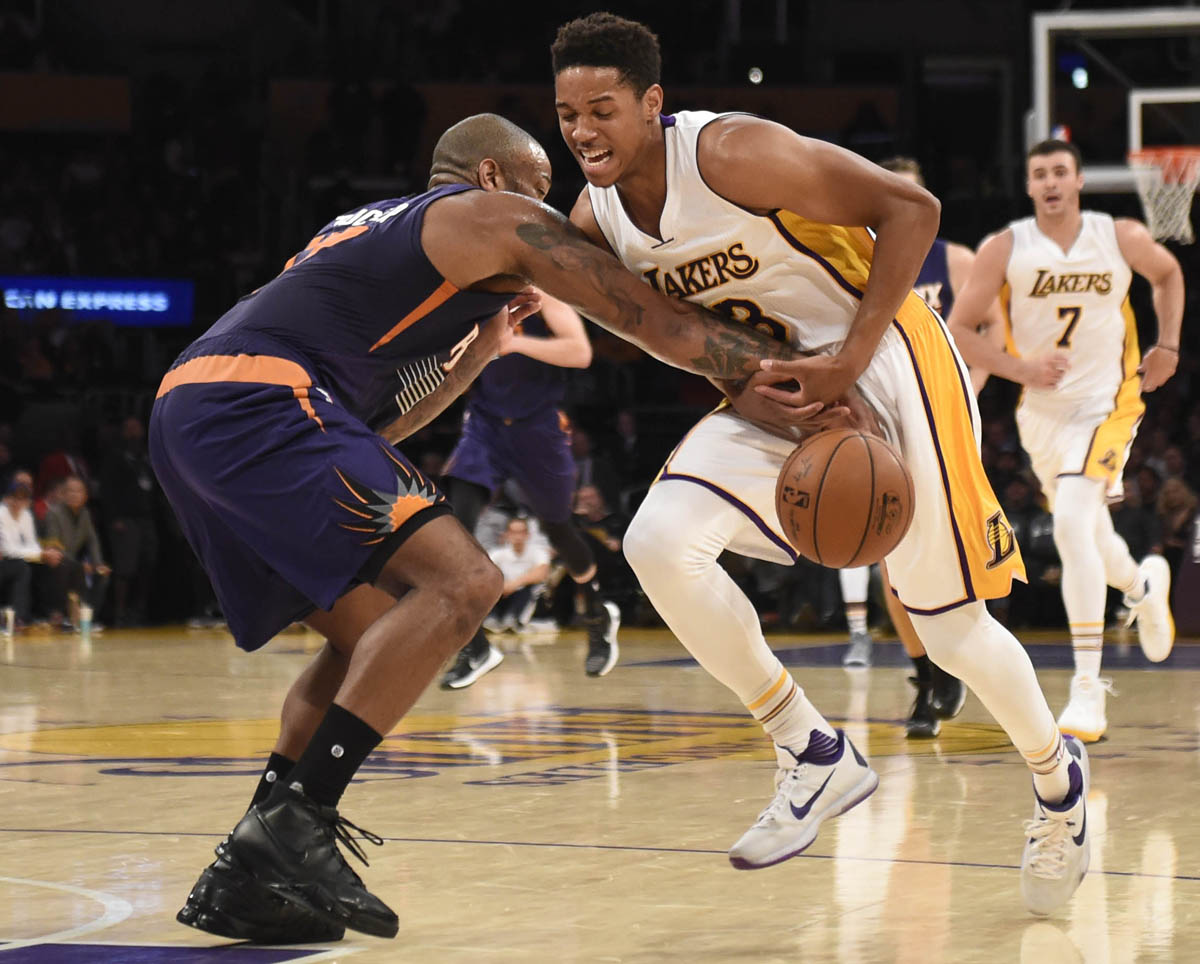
421,190 -> 800,385
1116,218 -> 1185,392
694,116 -> 940,405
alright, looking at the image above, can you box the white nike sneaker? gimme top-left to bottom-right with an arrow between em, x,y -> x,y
1125,554 -> 1174,662
728,729 -> 878,870
1020,735 -> 1091,916
1057,676 -> 1114,743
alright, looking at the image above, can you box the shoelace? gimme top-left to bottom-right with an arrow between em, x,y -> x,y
754,764 -> 808,826
319,810 -> 385,867
1073,677 -> 1117,699
1022,812 -> 1076,878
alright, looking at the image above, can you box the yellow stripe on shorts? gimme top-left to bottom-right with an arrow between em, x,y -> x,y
1074,296 -> 1145,488
892,297 -> 1027,606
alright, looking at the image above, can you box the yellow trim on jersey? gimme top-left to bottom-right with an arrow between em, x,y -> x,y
770,212 -> 874,292
892,297 -> 1026,608
1000,282 -> 1019,357
1076,296 -> 1145,487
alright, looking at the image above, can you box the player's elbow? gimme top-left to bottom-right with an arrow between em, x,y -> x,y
570,341 -> 594,368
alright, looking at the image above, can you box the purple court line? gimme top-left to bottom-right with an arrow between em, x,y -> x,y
0,827 -> 1195,884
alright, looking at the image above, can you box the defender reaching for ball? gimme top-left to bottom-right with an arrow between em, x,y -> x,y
158,112 -> 820,945
553,13 -> 1090,914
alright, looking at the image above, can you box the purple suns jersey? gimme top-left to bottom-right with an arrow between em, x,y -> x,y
190,183 -> 513,428
468,313 -> 566,421
914,238 -> 954,319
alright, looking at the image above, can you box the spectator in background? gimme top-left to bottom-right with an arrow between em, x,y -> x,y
484,517 -> 551,633
1135,464 -> 1163,509
44,475 -> 110,629
0,471 -> 62,628
34,477 -> 65,527
1157,477 -> 1198,575
1111,482 -> 1163,562
101,416 -> 158,626
571,427 -> 620,511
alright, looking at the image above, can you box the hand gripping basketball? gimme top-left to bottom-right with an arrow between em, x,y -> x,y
775,429 -> 914,567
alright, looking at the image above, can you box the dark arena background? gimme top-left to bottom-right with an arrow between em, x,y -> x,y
1,2 -> 1199,961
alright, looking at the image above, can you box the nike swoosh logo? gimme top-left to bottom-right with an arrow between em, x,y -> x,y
1072,810 -> 1087,847
789,772 -> 834,821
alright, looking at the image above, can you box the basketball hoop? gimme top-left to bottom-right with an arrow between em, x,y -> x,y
1128,147 -> 1200,244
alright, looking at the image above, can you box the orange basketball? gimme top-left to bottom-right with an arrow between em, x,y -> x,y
775,428 -> 914,568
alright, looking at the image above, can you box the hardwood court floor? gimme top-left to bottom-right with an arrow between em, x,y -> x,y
0,623 -> 1197,962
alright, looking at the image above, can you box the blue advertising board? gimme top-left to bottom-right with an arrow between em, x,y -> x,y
0,276 -> 194,326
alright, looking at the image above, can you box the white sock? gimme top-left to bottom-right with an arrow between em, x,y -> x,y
845,603 -> 868,637
745,665 -> 837,752
1072,638 -> 1103,680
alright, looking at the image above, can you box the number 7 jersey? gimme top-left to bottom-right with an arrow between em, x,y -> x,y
1004,211 -> 1137,408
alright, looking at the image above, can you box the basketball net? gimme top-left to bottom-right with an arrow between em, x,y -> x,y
1128,147 -> 1200,244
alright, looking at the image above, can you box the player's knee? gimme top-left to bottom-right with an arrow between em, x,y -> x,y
623,511 -> 670,581
457,555 -> 503,624
1051,499 -> 1092,554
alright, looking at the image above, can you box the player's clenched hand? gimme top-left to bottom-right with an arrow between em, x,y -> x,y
757,353 -> 859,409
1022,350 -> 1070,390
1139,345 -> 1178,393
725,370 -> 851,441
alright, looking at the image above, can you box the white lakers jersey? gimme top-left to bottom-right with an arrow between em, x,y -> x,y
1005,211 -> 1137,407
586,111 -> 877,355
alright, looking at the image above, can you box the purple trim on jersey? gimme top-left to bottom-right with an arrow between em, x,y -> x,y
660,114 -> 676,128
766,212 -> 866,301
888,319 -> 976,605
657,471 -> 798,562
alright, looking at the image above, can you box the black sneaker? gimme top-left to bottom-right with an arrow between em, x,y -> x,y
440,644 -> 504,690
177,840 -> 346,944
930,665 -> 967,720
585,601 -> 621,677
224,786 -> 399,939
905,676 -> 941,739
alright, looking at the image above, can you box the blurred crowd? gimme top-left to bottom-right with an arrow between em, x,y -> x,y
3,7 -> 1199,638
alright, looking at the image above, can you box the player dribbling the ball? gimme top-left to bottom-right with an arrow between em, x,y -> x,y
552,12 -> 1090,915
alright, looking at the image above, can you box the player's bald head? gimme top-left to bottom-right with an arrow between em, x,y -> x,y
428,113 -> 551,201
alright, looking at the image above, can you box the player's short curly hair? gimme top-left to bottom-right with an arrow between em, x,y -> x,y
551,12 -> 661,97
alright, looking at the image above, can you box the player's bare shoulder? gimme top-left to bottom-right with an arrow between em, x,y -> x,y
568,186 -> 614,254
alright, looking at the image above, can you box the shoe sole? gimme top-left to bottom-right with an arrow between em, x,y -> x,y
905,720 -> 941,739
264,879 -> 400,939
728,768 -> 880,870
443,648 -> 504,690
177,864 -> 346,944
1057,722 -> 1105,743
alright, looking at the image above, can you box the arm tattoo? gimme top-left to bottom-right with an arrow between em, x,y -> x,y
515,217 -> 795,379
516,220 -> 649,333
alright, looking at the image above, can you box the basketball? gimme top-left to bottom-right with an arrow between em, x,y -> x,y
775,429 -> 914,568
